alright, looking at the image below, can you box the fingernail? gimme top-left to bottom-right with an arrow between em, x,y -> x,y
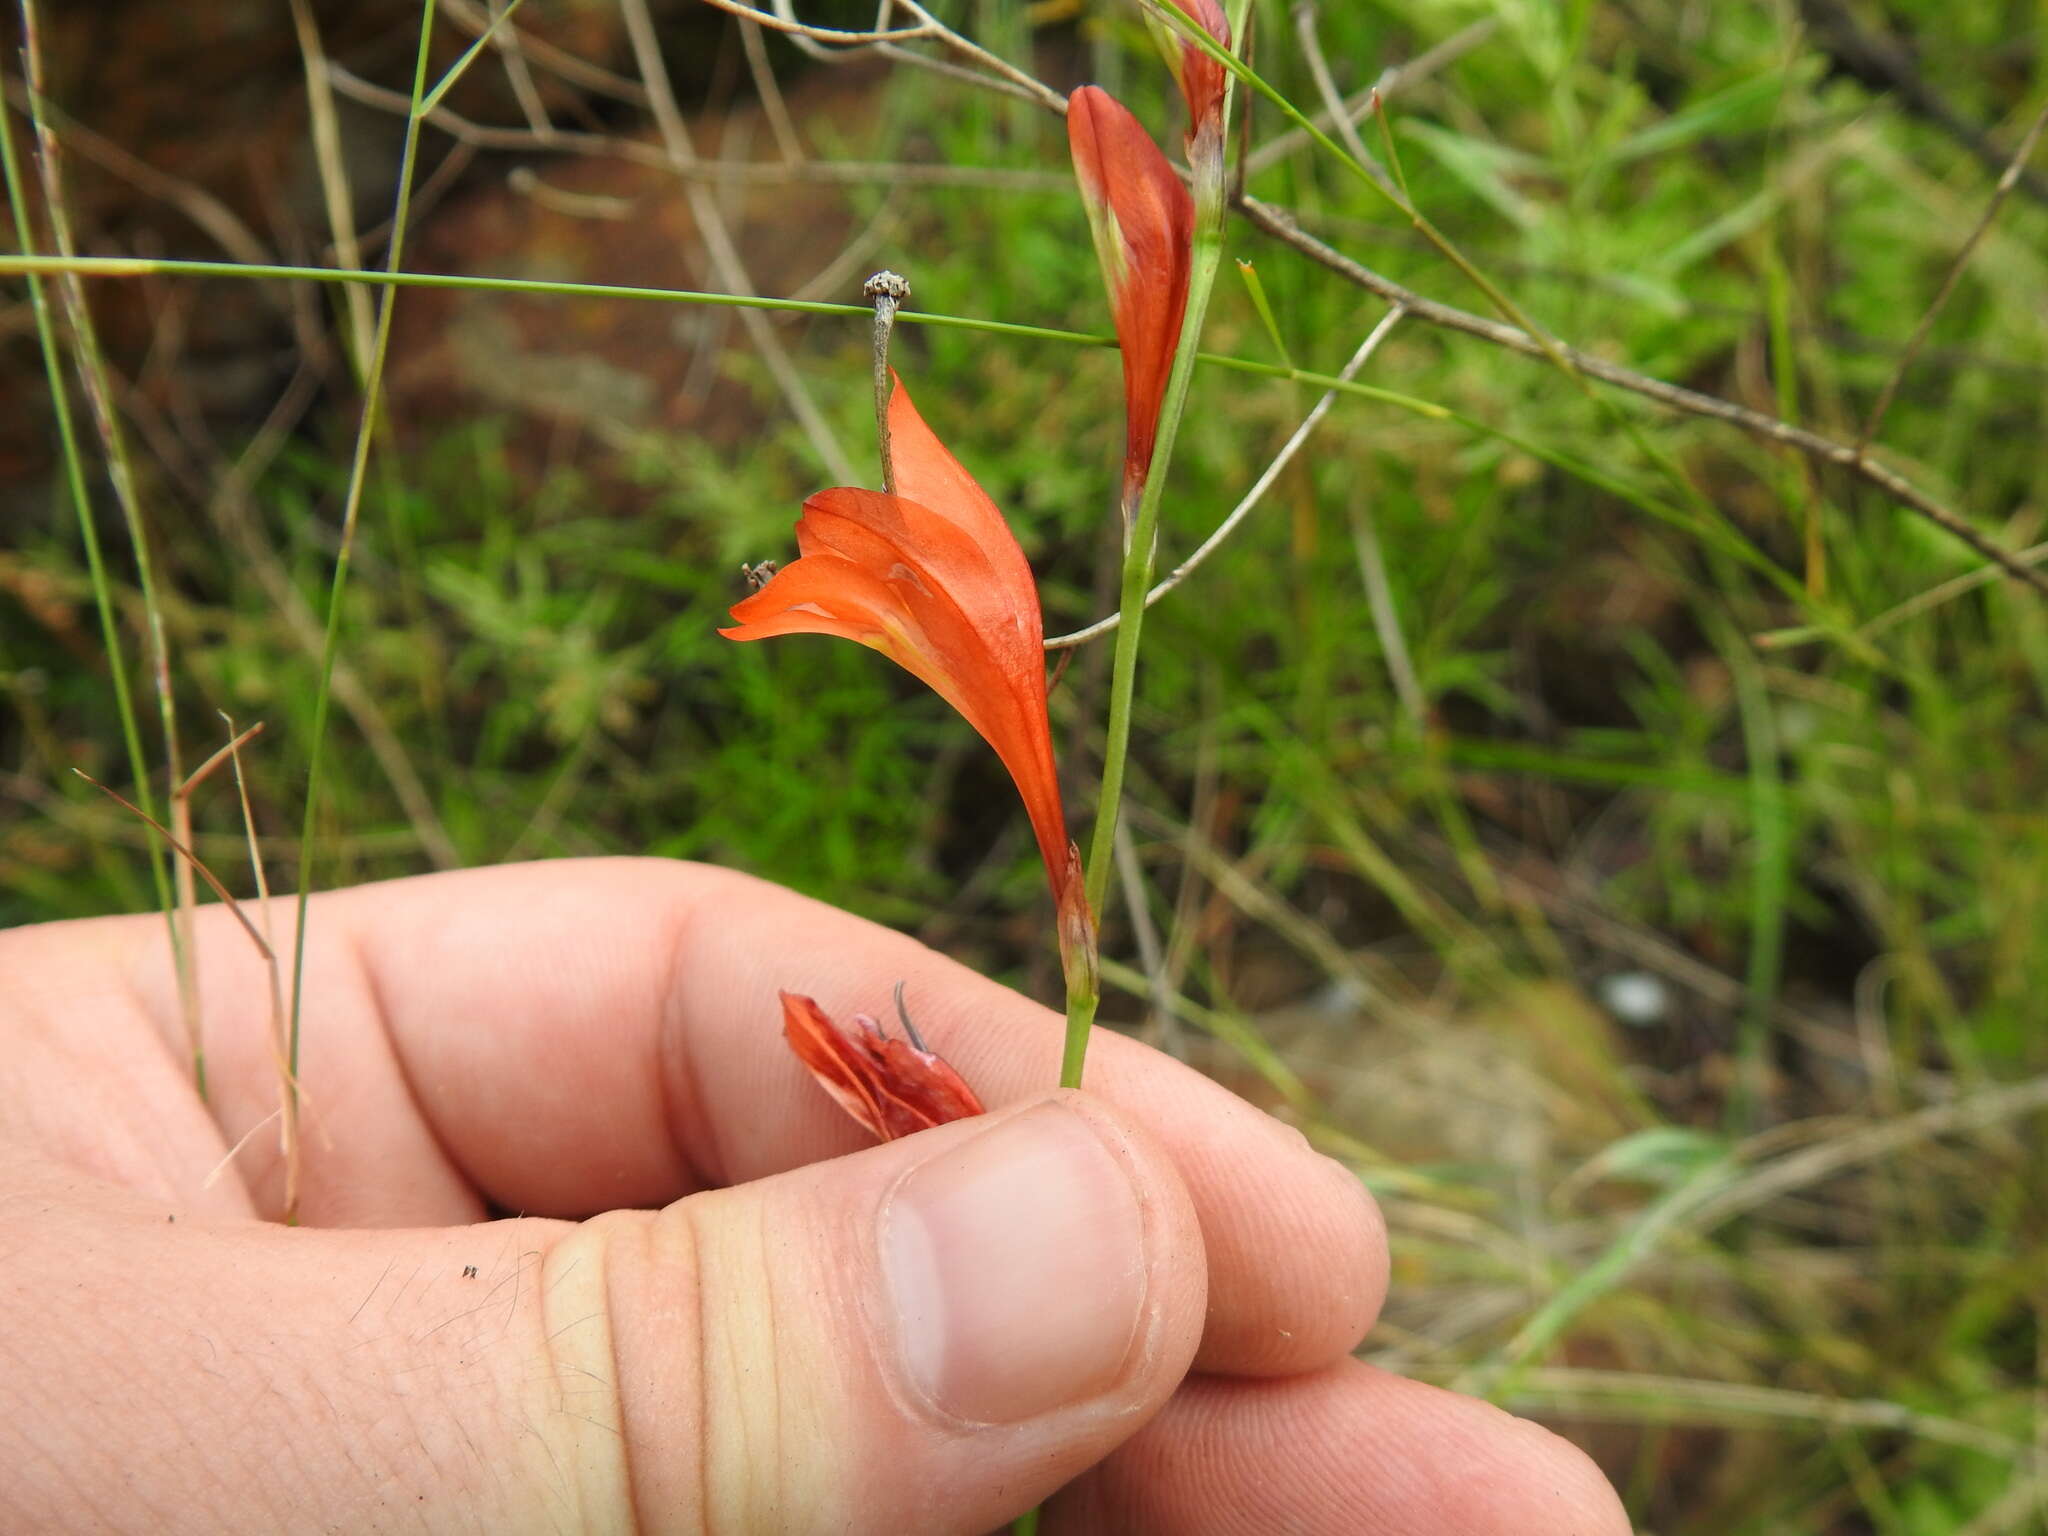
881,1102 -> 1147,1425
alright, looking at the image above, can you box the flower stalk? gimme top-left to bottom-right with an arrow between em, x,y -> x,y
1060,0 -> 1241,1091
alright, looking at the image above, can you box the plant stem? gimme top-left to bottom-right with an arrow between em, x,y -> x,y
14,0 -> 198,1087
1080,182 -> 1226,924
1057,926 -> 1101,1091
286,0 -> 440,1178
0,68 -> 166,906
1062,6 -> 1246,1091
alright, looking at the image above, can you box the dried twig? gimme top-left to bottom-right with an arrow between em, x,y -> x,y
19,0 -> 204,1082
789,190 -> 905,302
1231,194 -> 2047,596
737,0 -> 1068,112
324,67 -> 1065,190
435,0 -> 650,104
618,0 -> 853,482
474,0 -> 555,139
73,770 -> 272,959
289,0 -> 375,371
738,14 -> 804,163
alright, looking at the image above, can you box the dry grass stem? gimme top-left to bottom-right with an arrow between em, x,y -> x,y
19,0 -> 203,1084
223,716 -> 298,1223
620,0 -> 854,482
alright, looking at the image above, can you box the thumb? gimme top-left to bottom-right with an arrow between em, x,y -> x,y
579,1091 -> 1206,1532
17,1092 -> 1203,1535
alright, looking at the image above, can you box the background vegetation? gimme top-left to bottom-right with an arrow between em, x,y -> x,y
4,1 -> 2047,1529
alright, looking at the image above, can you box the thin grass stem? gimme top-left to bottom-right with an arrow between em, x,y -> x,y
286,0 -> 442,1152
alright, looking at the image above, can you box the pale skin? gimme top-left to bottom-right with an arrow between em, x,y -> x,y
0,858 -> 1631,1534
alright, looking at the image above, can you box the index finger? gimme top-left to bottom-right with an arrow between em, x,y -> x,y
120,856 -> 1386,1376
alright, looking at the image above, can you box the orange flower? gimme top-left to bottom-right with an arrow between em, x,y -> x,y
780,990 -> 985,1142
722,375 -> 1077,916
1142,0 -> 1231,150
1067,85 -> 1196,518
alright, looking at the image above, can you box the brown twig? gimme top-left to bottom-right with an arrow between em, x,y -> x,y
73,770 -> 272,959
322,53 -> 1064,192
477,0 -> 556,139
737,13 -> 805,163
433,0 -> 651,104
1231,194 -> 2048,596
1289,2 -> 1397,196
617,0 -> 853,483
289,0 -> 376,370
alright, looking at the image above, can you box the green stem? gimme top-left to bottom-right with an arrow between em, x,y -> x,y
0,261 -> 1821,610
1080,183 -> 1227,924
1057,935 -> 1102,1091
286,0 -> 440,1136
1061,5 -> 1248,1090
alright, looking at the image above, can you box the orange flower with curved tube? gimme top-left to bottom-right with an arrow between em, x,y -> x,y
722,374 -> 1082,929
1068,84 -> 1196,521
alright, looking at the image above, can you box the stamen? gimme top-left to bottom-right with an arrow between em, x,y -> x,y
893,979 -> 931,1053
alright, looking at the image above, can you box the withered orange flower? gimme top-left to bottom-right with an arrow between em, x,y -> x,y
780,990 -> 985,1141
1067,85 -> 1196,518
1142,0 -> 1231,150
721,374 -> 1078,917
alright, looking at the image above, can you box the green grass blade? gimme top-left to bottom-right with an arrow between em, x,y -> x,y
287,0 -> 442,1116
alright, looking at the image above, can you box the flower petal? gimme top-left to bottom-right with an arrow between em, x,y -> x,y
780,991 -> 891,1140
726,484 -> 1069,884
887,375 -> 1041,640
780,991 -> 985,1142
1068,86 -> 1195,501
1143,0 -> 1231,140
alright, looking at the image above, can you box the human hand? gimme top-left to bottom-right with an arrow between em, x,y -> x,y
0,858 -> 1627,1533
